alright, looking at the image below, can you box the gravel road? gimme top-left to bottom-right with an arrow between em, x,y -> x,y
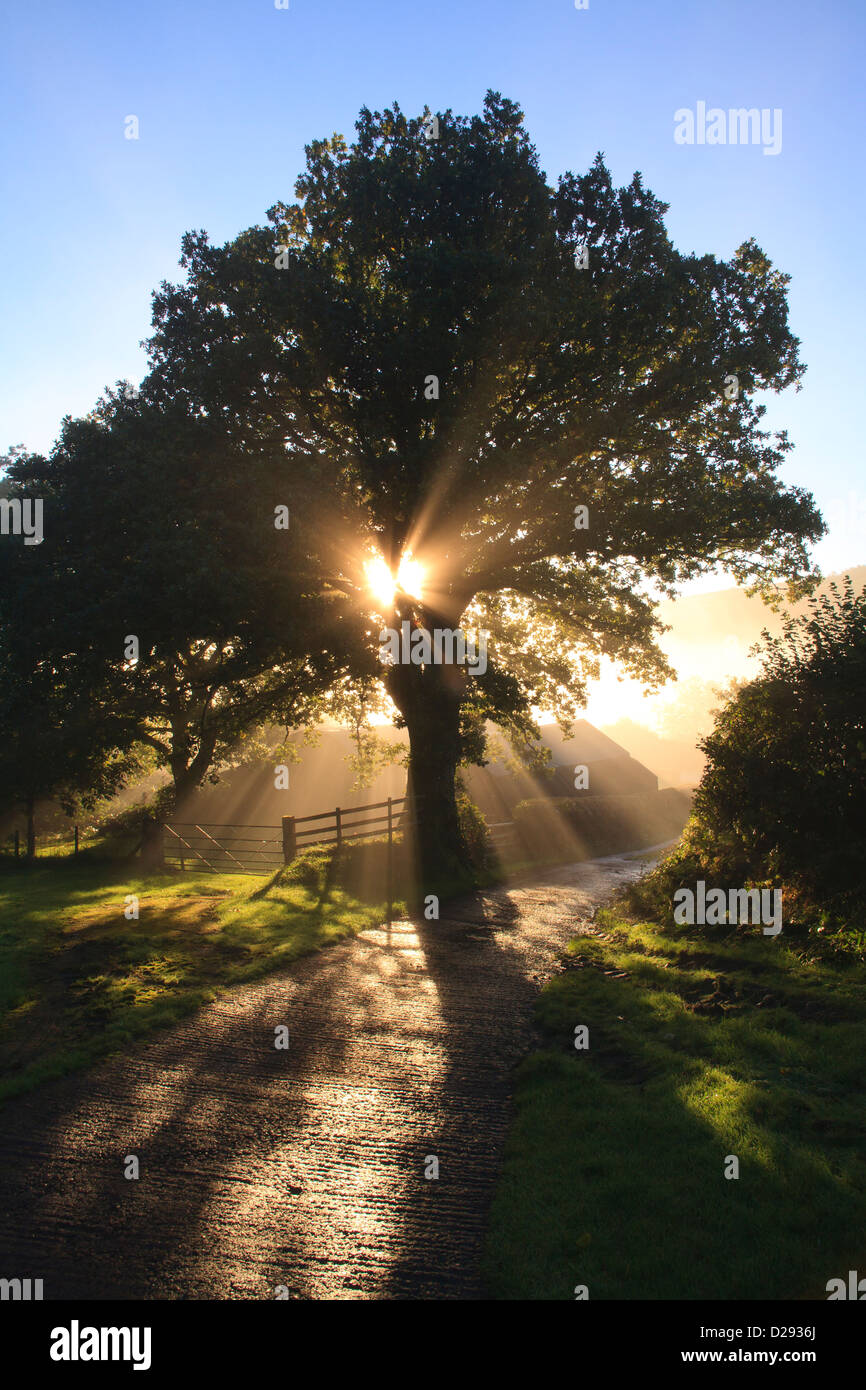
0,855 -> 648,1300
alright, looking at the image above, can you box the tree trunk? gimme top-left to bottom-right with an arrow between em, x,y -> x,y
135,716 -> 218,872
387,657 -> 471,898
169,723 -> 218,818
139,815 -> 165,871
25,795 -> 36,861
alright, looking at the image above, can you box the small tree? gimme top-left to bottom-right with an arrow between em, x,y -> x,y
2,393 -> 371,859
691,579 -> 866,911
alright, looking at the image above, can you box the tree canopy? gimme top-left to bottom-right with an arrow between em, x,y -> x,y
135,92 -> 822,882
0,390 -> 370,840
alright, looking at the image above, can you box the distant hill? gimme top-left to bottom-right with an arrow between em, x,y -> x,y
658,566 -> 866,649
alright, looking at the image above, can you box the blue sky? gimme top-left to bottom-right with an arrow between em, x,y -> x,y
1,0 -> 863,575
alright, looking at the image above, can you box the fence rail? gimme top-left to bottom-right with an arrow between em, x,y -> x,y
1,826 -> 83,859
163,796 -> 415,875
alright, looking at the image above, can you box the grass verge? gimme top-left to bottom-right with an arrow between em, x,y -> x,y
0,850 -> 391,1104
483,908 -> 866,1299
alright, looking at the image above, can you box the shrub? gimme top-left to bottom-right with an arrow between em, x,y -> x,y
456,785 -> 494,871
628,580 -> 866,950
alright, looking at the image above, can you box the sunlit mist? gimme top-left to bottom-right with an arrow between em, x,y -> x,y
364,552 -> 425,607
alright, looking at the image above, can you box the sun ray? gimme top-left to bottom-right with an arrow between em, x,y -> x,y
364,552 -> 425,609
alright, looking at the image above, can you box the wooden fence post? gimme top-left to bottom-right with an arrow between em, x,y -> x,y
335,806 -> 342,848
282,815 -> 297,865
386,796 -> 393,927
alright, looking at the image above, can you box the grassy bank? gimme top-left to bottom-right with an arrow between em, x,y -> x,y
483,909 -> 866,1300
0,851 -> 391,1104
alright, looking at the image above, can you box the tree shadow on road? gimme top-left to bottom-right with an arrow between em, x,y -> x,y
0,866 -> 619,1300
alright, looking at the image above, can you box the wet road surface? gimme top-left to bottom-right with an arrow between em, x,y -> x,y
0,855 -> 647,1300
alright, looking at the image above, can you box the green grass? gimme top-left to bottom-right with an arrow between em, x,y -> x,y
483,910 -> 866,1300
0,851 -> 391,1104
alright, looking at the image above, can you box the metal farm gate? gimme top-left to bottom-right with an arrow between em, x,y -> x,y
162,822 -> 283,874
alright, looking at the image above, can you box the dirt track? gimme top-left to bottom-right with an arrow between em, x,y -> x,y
0,856 -> 647,1300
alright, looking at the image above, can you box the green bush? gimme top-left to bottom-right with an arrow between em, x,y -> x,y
456,784 -> 494,871
628,580 -> 866,952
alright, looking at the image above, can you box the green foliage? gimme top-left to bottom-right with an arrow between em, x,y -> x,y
1,94 -> 825,885
148,94 -> 823,712
629,580 -> 866,947
1,394 -> 369,812
455,785 -> 494,870
0,608 -> 144,826
82,790 -> 177,858
140,91 -> 823,877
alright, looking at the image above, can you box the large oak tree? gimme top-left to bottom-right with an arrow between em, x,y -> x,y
141,92 -> 824,885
